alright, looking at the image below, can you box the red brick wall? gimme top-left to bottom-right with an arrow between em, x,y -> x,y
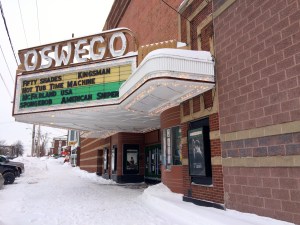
215,0 -> 300,134
160,106 -> 180,129
145,130 -> 160,145
214,0 -> 300,222
161,165 -> 184,194
224,167 -> 300,224
179,0 -> 223,205
79,138 -> 101,173
116,0 -> 182,46
180,0 -> 213,51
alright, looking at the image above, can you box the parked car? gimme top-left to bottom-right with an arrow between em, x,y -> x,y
0,173 -> 4,189
0,163 -> 18,184
0,155 -> 24,176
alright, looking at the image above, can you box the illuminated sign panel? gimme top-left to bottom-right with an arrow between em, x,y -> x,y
19,64 -> 130,109
14,57 -> 136,114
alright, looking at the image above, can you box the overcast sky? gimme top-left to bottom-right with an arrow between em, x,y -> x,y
0,0 -> 114,154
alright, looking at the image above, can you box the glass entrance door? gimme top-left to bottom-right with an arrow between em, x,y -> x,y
145,144 -> 161,182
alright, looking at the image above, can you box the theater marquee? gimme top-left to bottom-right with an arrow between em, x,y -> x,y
13,28 -> 138,115
14,58 -> 136,114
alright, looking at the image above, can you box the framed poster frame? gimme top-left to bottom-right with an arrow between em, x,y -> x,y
123,144 -> 139,175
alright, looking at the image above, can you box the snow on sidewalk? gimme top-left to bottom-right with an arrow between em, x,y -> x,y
0,157 -> 294,225
141,183 -> 293,225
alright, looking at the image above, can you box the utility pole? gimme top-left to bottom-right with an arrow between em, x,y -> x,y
31,124 -> 35,157
37,125 -> 41,157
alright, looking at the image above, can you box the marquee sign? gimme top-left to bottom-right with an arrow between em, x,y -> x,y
14,28 -> 138,115
18,28 -> 138,73
14,57 -> 136,114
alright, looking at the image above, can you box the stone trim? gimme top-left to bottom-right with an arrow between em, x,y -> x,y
212,0 -> 236,18
197,14 -> 212,50
210,130 -> 220,140
80,156 -> 101,162
188,0 -> 210,21
182,158 -> 188,166
197,14 -> 213,37
81,143 -> 110,156
181,88 -> 218,123
221,121 -> 300,142
81,138 -> 101,149
79,165 -> 98,168
178,0 -> 195,14
80,147 -> 99,156
178,14 -> 182,42
186,21 -> 191,49
222,155 -> 300,168
180,156 -> 221,166
211,156 -> 222,165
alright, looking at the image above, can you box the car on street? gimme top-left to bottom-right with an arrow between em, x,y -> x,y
0,155 -> 24,176
0,163 -> 18,184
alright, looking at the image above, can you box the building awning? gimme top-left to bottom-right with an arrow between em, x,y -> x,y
14,48 -> 215,138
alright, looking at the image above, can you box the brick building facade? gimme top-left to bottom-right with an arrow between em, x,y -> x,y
50,138 -> 67,155
14,0 -> 299,224
214,0 -> 300,223
79,0 -> 300,223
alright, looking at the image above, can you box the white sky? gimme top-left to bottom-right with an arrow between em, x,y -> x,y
0,0 -> 114,154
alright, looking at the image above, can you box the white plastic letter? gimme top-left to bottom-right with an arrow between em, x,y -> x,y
90,36 -> 106,60
24,50 -> 41,71
109,32 -> 127,57
75,39 -> 89,63
54,42 -> 74,66
40,46 -> 54,69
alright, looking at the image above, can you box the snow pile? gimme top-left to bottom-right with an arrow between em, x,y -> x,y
142,183 -> 293,225
71,166 -> 116,185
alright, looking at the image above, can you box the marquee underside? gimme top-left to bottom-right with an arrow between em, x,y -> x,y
14,49 -> 215,138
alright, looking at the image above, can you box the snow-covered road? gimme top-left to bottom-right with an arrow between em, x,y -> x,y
0,157 -> 293,225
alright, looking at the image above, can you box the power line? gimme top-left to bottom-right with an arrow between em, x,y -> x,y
0,71 -> 12,99
0,43 -> 14,83
0,0 -> 19,65
17,0 -> 28,47
35,0 -> 41,45
161,0 -> 191,22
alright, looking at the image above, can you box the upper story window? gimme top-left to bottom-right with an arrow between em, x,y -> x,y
162,126 -> 182,169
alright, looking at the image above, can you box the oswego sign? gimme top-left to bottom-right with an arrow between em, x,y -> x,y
18,28 -> 138,72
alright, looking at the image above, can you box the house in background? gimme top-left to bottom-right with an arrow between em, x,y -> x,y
49,137 -> 67,156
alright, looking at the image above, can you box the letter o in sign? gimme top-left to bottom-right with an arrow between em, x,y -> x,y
109,32 -> 127,57
24,50 -> 41,71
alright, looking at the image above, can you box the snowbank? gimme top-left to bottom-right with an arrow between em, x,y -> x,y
71,166 -> 116,185
141,183 -> 293,225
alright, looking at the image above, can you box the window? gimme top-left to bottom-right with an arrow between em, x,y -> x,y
162,126 -> 182,169
188,118 -> 212,185
70,131 -> 75,141
69,130 -> 78,142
